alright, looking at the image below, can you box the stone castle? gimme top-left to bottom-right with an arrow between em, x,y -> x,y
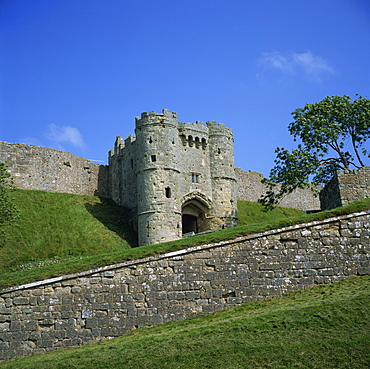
109,109 -> 238,246
2,108 -> 369,247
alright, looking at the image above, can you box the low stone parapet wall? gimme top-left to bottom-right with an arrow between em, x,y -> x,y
1,211 -> 369,362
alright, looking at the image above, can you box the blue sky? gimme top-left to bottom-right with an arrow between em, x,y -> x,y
1,0 -> 369,176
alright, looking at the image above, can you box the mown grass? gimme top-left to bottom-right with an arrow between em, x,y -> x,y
0,189 -> 369,290
1,276 -> 369,369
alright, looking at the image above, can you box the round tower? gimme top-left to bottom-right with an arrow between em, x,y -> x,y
207,121 -> 238,230
135,109 -> 182,246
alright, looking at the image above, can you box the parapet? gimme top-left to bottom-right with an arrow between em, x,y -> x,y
125,134 -> 136,145
112,135 -> 136,157
207,120 -> 233,137
178,120 -> 208,134
206,120 -> 224,128
135,109 -> 178,127
337,166 -> 370,177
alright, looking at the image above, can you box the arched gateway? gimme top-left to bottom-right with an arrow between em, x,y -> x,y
181,193 -> 212,235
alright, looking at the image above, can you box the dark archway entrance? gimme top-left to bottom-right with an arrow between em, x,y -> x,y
181,194 -> 211,236
182,214 -> 198,234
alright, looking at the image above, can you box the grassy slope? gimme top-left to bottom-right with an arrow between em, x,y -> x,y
0,189 -> 136,273
237,200 -> 304,224
0,189 -> 369,289
1,276 -> 369,369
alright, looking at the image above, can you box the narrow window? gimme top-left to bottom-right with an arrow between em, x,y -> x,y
149,136 -> 153,143
131,159 -> 133,169
151,155 -> 156,162
165,187 -> 171,198
188,135 -> 193,147
192,173 -> 199,183
180,134 -> 187,146
201,138 -> 207,149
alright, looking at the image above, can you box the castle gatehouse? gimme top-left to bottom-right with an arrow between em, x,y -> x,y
108,109 -> 238,246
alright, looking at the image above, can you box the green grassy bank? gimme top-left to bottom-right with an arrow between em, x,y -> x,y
1,276 -> 369,369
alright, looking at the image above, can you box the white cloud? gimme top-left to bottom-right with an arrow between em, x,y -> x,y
259,51 -> 294,73
257,50 -> 334,80
45,124 -> 86,151
292,51 -> 333,74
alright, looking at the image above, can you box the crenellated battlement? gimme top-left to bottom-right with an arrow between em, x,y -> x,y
178,121 -> 208,135
124,134 -> 136,146
135,109 -> 178,127
207,120 -> 233,138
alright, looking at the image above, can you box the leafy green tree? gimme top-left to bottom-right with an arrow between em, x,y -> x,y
259,95 -> 370,210
0,162 -> 19,231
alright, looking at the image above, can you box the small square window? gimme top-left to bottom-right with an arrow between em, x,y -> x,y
151,155 -> 156,162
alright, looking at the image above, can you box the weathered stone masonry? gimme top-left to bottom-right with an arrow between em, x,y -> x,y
1,211 -> 369,362
0,143 -> 321,217
109,109 -> 238,246
0,142 -> 109,197
235,168 -> 321,211
320,166 -> 370,210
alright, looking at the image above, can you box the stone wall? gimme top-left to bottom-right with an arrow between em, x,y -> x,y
235,168 -> 321,211
1,211 -> 369,362
1,141 -> 322,212
0,142 -> 109,197
320,167 -> 370,210
1,141 -> 367,215
1,141 -> 321,212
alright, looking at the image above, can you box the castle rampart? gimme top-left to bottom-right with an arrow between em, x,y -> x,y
0,140 -> 322,212
235,168 -> 321,211
0,142 -> 109,197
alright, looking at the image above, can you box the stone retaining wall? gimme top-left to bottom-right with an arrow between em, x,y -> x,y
1,211 -> 369,362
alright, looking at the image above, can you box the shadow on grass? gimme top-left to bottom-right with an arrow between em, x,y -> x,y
85,198 -> 138,247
